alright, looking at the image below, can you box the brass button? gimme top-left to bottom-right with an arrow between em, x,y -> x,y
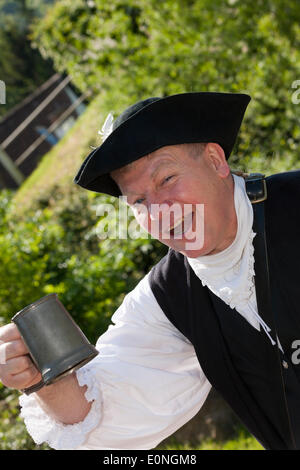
282,360 -> 289,369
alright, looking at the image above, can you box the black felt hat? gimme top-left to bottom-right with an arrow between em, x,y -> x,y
74,92 -> 251,196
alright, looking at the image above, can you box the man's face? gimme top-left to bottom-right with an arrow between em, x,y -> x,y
111,143 -> 237,258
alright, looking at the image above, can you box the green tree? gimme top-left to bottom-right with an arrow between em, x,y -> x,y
31,0 -> 300,171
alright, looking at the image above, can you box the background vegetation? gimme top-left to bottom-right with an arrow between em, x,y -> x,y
0,0 -> 299,450
0,0 -> 55,117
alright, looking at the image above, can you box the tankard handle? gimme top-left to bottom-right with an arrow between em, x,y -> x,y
22,379 -> 44,395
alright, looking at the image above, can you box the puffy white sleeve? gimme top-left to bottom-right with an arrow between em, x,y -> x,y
19,273 -> 211,450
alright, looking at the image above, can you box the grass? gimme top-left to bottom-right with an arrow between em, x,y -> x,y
158,430 -> 264,450
13,92 -> 106,211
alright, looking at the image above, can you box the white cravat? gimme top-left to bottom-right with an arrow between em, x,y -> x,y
188,174 -> 277,347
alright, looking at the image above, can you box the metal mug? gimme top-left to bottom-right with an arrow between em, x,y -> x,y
11,293 -> 99,394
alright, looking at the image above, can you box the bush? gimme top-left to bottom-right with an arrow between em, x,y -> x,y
0,383 -> 50,450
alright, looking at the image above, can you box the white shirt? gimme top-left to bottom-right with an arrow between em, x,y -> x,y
18,175 -> 274,450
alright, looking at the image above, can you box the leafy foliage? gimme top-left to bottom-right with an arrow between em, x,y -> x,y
31,0 -> 300,170
158,428 -> 263,450
0,382 -> 50,450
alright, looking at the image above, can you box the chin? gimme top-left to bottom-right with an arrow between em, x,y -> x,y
166,239 -> 213,258
179,248 -> 211,258
180,249 -> 203,258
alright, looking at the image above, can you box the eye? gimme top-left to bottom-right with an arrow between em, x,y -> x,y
133,197 -> 145,205
162,175 -> 174,185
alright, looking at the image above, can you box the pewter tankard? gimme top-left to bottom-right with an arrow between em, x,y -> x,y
12,293 -> 99,394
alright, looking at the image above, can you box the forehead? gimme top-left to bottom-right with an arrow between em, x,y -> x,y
110,143 -> 207,196
111,143 -> 199,180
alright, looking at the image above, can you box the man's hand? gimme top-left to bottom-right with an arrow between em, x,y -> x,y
0,323 -> 92,425
0,323 -> 42,390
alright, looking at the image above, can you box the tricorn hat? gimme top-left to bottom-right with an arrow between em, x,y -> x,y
74,92 -> 251,197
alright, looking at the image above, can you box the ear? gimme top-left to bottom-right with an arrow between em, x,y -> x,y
205,143 -> 230,178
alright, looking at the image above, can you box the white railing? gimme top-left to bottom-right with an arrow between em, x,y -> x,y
0,75 -> 88,187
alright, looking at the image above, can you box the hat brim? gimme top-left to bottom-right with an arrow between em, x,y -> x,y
74,92 -> 251,197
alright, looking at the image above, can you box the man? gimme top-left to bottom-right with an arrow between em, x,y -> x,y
0,92 -> 299,450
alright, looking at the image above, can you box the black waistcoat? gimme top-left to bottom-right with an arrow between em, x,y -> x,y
149,170 -> 300,450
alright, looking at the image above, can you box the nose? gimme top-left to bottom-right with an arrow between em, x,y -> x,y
149,202 -> 171,221
147,197 -> 175,222
132,192 -> 176,239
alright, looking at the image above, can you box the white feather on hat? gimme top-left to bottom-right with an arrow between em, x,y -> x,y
98,112 -> 114,142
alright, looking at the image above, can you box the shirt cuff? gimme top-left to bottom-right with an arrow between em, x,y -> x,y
19,366 -> 102,450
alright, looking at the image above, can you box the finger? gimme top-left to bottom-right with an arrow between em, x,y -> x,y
0,341 -> 8,364
4,339 -> 29,361
5,355 -> 34,376
0,323 -> 21,343
8,365 -> 41,390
